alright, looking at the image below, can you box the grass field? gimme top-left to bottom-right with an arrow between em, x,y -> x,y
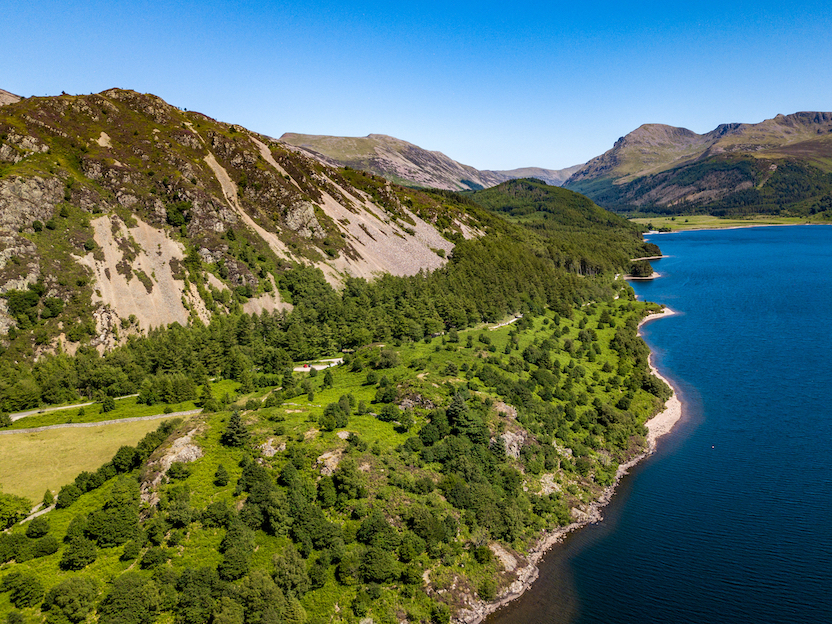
0,418 -> 184,503
630,214 -> 822,231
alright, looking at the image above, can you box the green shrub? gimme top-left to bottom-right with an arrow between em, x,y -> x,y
59,536 -> 97,570
25,515 -> 50,538
41,577 -> 98,624
31,535 -> 59,558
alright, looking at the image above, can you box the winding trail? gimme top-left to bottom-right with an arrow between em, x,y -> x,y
0,409 -> 201,436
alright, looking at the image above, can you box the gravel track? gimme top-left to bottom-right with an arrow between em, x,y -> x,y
0,409 -> 201,436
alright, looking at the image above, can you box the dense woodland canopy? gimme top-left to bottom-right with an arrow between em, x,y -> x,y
0,181 -> 655,412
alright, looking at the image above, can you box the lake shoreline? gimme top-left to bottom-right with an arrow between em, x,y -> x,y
457,307 -> 681,624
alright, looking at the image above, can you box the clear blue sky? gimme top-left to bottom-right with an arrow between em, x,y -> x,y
5,1 -> 832,170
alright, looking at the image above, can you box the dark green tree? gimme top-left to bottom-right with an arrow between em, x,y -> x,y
25,515 -> 50,538
220,410 -> 249,447
60,536 -> 97,570
272,545 -> 310,596
97,572 -> 160,624
41,577 -> 98,624
3,572 -> 44,609
214,464 -> 229,487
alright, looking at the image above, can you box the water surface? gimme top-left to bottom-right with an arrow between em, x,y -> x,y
487,225 -> 832,624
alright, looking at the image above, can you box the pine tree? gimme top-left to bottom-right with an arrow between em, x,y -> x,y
221,411 -> 249,447
214,464 -> 230,487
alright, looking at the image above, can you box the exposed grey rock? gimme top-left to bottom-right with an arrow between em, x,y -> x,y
0,175 -> 63,232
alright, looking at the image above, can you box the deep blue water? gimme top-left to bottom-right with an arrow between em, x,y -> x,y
487,225 -> 832,624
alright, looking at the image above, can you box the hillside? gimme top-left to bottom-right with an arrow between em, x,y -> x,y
280,133 -> 576,191
0,91 -> 21,107
467,179 -> 658,275
0,90 -> 491,354
0,284 -> 670,624
564,112 -> 832,216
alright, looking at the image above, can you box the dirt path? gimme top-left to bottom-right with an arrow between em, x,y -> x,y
0,409 -> 201,436
293,357 -> 343,372
9,394 -> 139,422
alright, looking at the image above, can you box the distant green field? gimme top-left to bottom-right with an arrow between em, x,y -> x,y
0,419 -> 173,503
631,214 -> 821,231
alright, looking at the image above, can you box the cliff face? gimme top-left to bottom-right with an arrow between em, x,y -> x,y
565,113 -> 832,213
0,89 -> 480,352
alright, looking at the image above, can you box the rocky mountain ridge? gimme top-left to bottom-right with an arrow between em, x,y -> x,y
280,132 -> 578,190
0,89 -> 484,353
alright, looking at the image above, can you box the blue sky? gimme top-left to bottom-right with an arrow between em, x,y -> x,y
4,1 -> 832,170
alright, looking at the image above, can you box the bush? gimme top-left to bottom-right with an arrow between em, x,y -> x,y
214,464 -> 229,487
42,577 -> 98,624
25,515 -> 50,538
201,500 -> 232,528
56,484 -> 82,509
2,571 -> 45,609
31,535 -> 59,558
167,461 -> 191,480
120,540 -> 141,561
97,572 -> 159,624
140,547 -> 168,569
60,536 -> 97,570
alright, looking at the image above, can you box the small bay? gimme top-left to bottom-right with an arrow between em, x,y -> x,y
487,225 -> 832,623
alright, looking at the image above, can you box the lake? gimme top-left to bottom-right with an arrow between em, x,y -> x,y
486,225 -> 832,624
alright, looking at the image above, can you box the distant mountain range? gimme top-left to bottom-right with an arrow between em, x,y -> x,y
280,132 -> 580,190
282,113 -> 832,218
563,112 -> 832,216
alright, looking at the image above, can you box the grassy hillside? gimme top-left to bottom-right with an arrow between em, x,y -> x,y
0,90 -> 494,359
0,89 -> 673,624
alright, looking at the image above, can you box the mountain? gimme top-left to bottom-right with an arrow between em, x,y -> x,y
564,112 -> 832,216
0,89 -> 488,352
0,89 -> 21,106
494,164 -> 583,187
280,132 -> 577,190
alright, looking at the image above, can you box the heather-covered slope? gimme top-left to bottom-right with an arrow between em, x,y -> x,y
0,90 -> 486,352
